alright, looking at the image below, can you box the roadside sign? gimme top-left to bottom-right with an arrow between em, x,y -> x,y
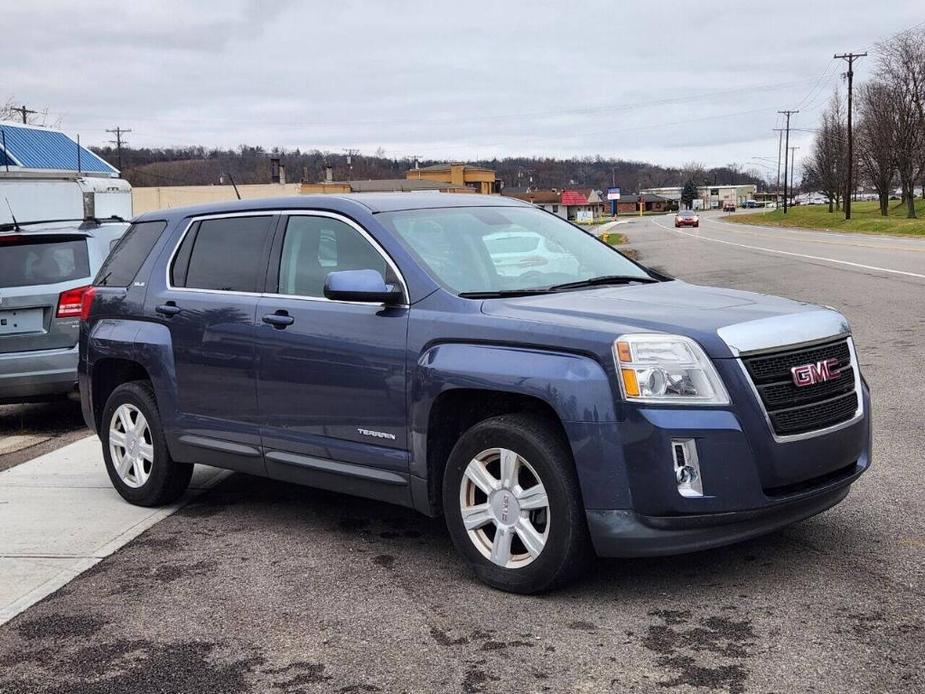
607,187 -> 621,200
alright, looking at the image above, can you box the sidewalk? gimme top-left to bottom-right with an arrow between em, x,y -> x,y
0,436 -> 226,625
593,219 -> 632,237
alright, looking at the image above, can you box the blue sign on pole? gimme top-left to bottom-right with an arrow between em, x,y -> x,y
607,187 -> 621,216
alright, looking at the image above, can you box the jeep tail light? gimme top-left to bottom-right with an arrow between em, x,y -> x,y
57,285 -> 92,318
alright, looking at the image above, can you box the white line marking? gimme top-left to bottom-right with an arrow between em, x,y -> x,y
703,218 -> 925,253
650,218 -> 925,280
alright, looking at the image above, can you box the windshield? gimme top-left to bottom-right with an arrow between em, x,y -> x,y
379,206 -> 651,295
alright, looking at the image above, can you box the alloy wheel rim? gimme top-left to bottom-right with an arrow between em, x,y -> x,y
109,404 -> 153,488
459,447 -> 550,569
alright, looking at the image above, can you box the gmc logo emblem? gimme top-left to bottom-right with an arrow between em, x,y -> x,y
791,358 -> 841,387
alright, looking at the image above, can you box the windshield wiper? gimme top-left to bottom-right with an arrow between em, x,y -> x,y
547,275 -> 658,292
459,288 -> 555,299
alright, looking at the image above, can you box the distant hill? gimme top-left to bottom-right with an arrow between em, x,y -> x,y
90,144 -> 763,193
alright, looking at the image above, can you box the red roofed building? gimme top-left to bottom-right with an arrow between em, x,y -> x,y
502,188 -> 604,222
560,190 -> 589,206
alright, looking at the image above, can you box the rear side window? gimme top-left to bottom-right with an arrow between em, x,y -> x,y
95,221 -> 166,286
173,216 -> 274,293
0,236 -> 90,288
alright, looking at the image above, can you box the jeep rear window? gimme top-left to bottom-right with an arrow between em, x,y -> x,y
0,235 -> 90,288
95,220 -> 166,287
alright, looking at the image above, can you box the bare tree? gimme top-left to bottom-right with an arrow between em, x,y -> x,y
805,90 -> 847,212
680,161 -> 707,186
877,29 -> 925,218
856,81 -> 897,216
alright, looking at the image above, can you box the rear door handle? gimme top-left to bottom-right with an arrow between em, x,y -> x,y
155,302 -> 181,317
262,311 -> 294,329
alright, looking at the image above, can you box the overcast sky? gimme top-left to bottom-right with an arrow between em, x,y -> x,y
3,1 -> 923,176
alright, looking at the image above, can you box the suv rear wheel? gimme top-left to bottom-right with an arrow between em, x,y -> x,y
443,413 -> 592,593
101,381 -> 192,506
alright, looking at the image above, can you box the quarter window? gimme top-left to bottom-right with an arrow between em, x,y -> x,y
95,221 -> 165,287
173,216 -> 274,293
277,216 -> 388,298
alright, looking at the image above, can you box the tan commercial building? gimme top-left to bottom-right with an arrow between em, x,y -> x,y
406,163 -> 498,194
132,183 -> 301,215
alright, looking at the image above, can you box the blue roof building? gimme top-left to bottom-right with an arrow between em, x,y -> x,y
0,122 -> 119,176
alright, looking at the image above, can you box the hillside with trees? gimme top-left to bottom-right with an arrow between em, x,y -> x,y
85,144 -> 763,195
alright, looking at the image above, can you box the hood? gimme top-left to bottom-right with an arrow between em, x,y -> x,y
480,280 -> 843,358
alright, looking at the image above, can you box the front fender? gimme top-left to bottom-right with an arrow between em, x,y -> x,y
411,343 -> 632,510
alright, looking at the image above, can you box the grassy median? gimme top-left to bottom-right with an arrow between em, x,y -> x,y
728,200 -> 925,236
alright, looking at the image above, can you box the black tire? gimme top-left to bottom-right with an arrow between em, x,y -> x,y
442,413 -> 593,594
101,380 -> 192,507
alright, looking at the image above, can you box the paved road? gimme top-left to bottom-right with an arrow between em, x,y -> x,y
0,213 -> 923,693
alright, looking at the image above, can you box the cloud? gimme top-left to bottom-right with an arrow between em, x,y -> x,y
2,0 -> 920,167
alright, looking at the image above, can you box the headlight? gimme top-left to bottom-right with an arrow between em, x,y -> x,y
613,333 -> 729,405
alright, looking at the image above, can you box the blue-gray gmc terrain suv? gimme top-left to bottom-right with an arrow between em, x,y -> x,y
79,194 -> 871,593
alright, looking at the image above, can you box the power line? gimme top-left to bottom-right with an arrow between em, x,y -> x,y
834,52 -> 866,219
106,126 -> 132,171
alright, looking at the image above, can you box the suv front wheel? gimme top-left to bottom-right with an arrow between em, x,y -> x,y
443,414 -> 592,593
101,381 -> 193,507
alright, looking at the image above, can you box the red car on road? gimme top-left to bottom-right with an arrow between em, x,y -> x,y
674,211 -> 700,228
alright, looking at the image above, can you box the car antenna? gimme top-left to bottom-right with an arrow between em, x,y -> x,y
220,172 -> 242,200
4,198 -> 21,231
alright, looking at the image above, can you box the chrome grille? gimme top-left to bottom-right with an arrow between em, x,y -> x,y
741,337 -> 860,437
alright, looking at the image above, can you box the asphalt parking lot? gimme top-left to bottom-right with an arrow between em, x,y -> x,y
0,400 -> 87,473
0,212 -> 923,693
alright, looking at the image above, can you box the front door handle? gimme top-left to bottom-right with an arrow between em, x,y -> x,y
155,302 -> 181,317
262,311 -> 294,329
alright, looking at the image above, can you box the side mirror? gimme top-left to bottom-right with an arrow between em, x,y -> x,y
323,269 -> 403,304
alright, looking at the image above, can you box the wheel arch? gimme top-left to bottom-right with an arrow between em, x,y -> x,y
410,343 -> 623,516
85,319 -> 179,436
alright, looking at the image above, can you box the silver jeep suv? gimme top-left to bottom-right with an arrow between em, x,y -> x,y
0,218 -> 128,403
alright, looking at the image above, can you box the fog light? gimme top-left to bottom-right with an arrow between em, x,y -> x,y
671,439 -> 703,498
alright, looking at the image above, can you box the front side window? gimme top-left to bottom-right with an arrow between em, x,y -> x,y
172,216 -> 273,292
379,206 -> 650,295
277,216 -> 388,298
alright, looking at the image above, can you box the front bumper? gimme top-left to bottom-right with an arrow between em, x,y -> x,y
0,345 -> 79,403
575,376 -> 872,558
587,472 -> 855,557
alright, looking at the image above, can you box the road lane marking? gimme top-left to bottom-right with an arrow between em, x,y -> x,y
650,218 -> 925,280
704,218 -> 925,253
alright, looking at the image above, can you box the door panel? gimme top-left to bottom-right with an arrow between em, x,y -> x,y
152,214 -> 275,472
256,213 -> 410,478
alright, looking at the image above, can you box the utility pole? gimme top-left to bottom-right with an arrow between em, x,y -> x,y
834,52 -> 866,220
343,148 -> 359,178
778,110 -> 798,213
12,105 -> 37,124
773,128 -> 784,208
106,126 -> 132,171
789,146 -> 800,201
